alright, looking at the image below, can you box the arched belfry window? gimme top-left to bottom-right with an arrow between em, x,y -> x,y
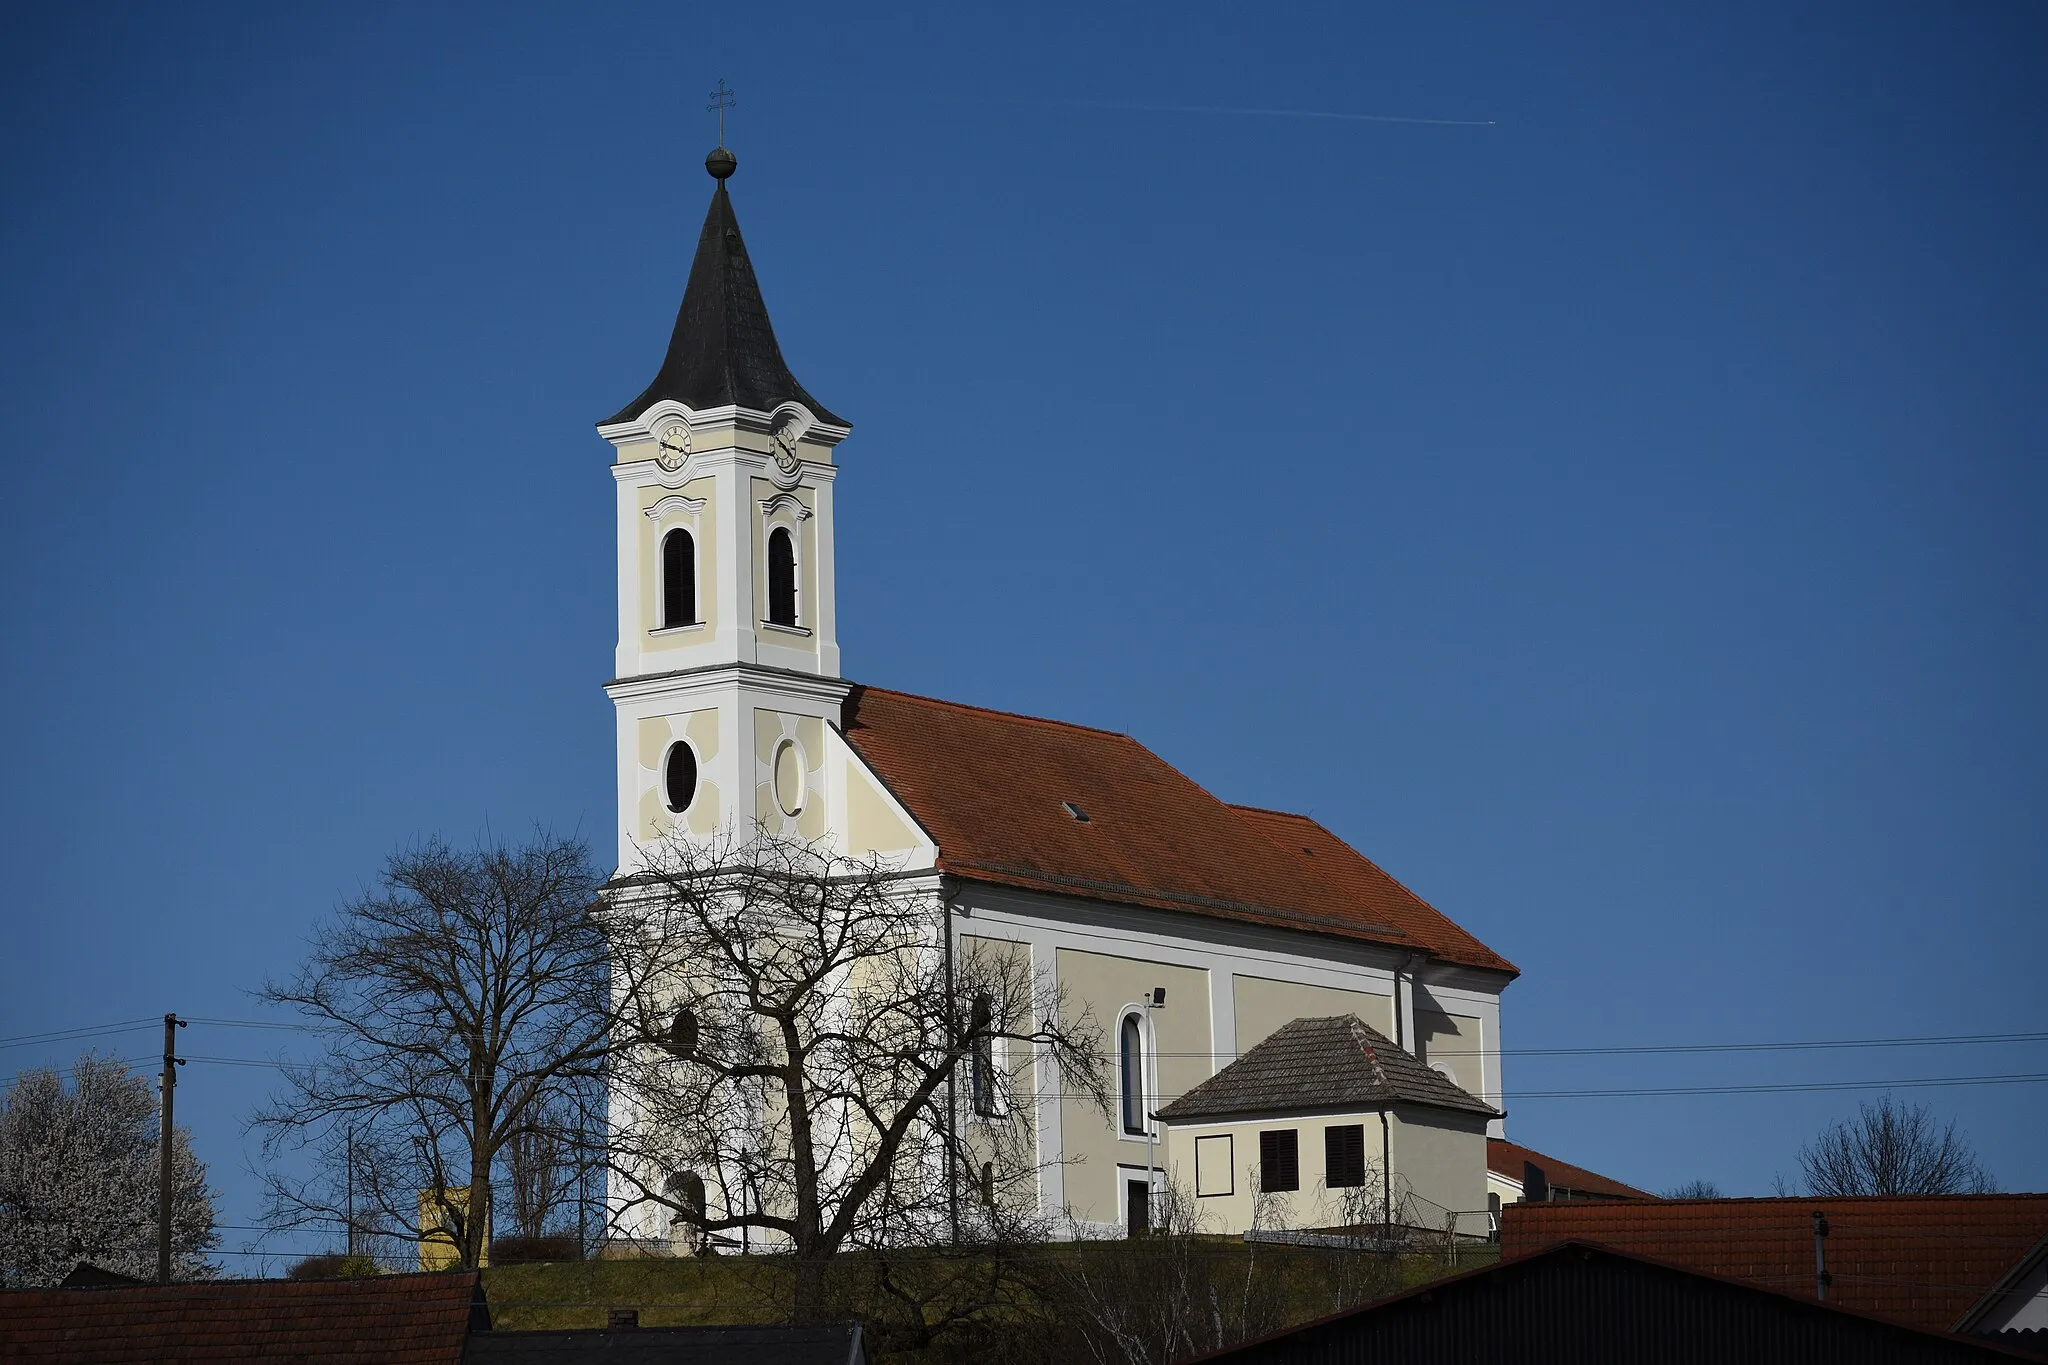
767,526 -> 798,627
660,529 -> 696,629
1120,1013 -> 1146,1136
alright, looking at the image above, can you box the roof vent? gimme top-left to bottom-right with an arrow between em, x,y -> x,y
1061,801 -> 1090,823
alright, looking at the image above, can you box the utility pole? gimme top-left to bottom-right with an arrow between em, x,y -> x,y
157,1013 -> 186,1283
345,1126 -> 357,1259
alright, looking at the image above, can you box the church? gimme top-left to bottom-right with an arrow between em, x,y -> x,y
595,144 -> 1517,1242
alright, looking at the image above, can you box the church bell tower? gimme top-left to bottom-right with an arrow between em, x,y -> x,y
597,144 -> 851,873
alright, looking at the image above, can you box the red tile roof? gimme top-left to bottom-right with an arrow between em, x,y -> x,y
0,1270 -> 484,1363
840,686 -> 1515,975
1489,1137 -> 1657,1200
1500,1194 -> 2048,1334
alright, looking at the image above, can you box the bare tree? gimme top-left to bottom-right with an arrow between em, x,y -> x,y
1021,1182 -> 1374,1365
1797,1095 -> 1997,1196
502,1104 -> 574,1242
254,831 -> 628,1268
603,828 -> 1109,1318
1,1054 -> 218,1286
1663,1179 -> 1722,1199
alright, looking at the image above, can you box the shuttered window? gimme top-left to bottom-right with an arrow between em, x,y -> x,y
1259,1129 -> 1299,1193
1325,1124 -> 1367,1188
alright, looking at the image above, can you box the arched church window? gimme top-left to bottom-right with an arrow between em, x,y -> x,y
767,526 -> 798,626
660,529 -> 696,628
1120,1013 -> 1146,1136
663,743 -> 697,814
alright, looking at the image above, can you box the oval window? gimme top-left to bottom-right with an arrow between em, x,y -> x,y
663,743 -> 697,813
773,741 -> 804,816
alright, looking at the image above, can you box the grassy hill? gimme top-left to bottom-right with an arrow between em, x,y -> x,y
483,1239 -> 1499,1359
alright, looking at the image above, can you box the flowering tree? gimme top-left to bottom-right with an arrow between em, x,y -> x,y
0,1054 -> 218,1286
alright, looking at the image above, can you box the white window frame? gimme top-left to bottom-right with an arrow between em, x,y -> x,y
1116,1004 -> 1158,1140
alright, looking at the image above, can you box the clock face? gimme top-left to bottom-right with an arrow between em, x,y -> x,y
656,423 -> 690,471
771,414 -> 804,476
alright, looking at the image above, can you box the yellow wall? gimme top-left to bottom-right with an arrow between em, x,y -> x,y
1053,948 -> 1211,1224
1388,1109 -> 1490,1237
637,477 -> 717,644
635,710 -> 722,839
1232,976 -> 1393,1056
844,752 -> 921,852
417,1186 -> 488,1270
1415,1009 -> 1484,1098
959,935 -> 1039,1188
1162,1107 -> 1488,1238
752,710 -> 826,837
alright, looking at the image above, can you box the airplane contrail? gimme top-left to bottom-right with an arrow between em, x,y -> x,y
1023,97 -> 1496,127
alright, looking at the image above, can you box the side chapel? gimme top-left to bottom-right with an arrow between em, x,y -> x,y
596,145 -> 1518,1242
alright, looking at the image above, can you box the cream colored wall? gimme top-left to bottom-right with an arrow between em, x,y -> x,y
1233,976 -> 1393,1056
1388,1109 -> 1490,1238
637,477 -> 717,644
1053,948 -> 1210,1224
634,710 -> 722,840
1415,1009 -> 1485,1099
1163,1107 -> 1488,1237
752,710 -> 826,838
843,753 -> 922,853
1163,1113 -> 1381,1234
959,935 -> 1039,1191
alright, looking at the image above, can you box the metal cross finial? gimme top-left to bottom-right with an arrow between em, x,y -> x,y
708,79 -> 736,146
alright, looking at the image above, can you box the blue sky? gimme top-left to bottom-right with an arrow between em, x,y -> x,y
2,3 -> 2043,1266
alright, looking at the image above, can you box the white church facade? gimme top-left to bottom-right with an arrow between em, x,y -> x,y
596,147 -> 1518,1242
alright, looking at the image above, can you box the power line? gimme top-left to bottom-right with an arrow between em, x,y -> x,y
16,1055 -> 2044,1102
1438,1031 -> 2048,1060
1089,1031 -> 2048,1061
186,1017 -> 324,1032
8,1020 -> 2043,1059
0,1019 -> 158,1050
1506,1072 -> 2048,1098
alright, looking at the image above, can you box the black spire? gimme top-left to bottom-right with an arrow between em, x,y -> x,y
602,154 -> 845,428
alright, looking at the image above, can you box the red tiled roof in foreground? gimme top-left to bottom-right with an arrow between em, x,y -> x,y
0,1270 -> 484,1364
840,686 -> 1514,975
1489,1137 -> 1658,1200
1500,1194 -> 2048,1334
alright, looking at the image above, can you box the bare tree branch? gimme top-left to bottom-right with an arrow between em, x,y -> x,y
251,830 -> 625,1268
603,827 -> 1109,1318
1796,1094 -> 1998,1196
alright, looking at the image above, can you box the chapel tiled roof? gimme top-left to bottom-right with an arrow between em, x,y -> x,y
1499,1194 -> 2048,1334
839,686 -> 1516,975
1154,1014 -> 1498,1122
1488,1137 -> 1658,1200
0,1270 -> 484,1363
